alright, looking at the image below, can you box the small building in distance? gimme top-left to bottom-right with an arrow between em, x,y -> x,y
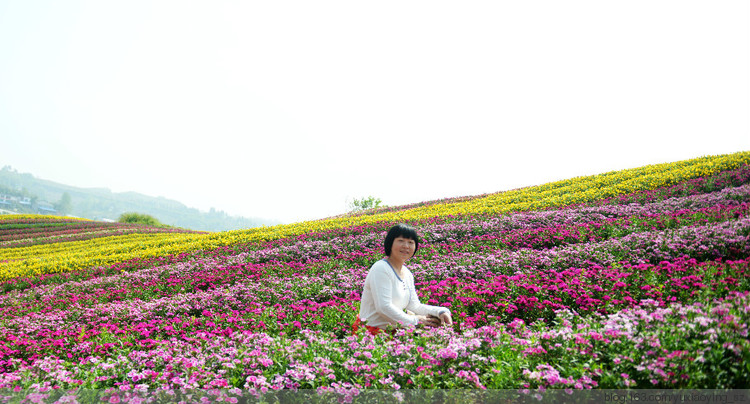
36,202 -> 57,215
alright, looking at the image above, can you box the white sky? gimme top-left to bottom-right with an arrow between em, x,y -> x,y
1,1 -> 748,224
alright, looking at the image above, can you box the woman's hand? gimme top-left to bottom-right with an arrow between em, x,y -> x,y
439,312 -> 453,326
416,315 -> 442,328
417,313 -> 452,328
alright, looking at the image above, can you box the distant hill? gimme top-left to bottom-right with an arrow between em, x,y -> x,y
0,166 -> 279,231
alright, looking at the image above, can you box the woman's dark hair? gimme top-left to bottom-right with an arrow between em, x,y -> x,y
384,223 -> 420,256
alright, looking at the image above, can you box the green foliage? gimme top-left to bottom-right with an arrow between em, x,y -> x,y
117,212 -> 163,226
54,192 -> 72,215
349,196 -> 383,212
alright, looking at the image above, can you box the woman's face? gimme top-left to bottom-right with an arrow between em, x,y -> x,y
390,236 -> 416,261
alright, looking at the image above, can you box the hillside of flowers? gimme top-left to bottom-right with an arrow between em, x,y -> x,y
0,152 -> 749,402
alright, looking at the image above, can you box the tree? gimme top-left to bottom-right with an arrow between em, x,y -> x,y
348,196 -> 383,212
55,192 -> 72,216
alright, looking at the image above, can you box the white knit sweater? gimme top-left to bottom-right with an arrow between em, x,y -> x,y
358,259 -> 450,329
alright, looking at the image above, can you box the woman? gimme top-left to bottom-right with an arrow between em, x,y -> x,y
354,223 -> 453,335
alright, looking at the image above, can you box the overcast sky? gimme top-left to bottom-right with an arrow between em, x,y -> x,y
1,1 -> 748,224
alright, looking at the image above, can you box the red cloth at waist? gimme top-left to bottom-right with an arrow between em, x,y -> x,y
352,314 -> 385,336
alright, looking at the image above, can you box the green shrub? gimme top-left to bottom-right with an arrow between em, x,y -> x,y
117,212 -> 163,226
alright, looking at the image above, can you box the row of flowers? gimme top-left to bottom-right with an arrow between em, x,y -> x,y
0,186 -> 747,316
0,233 -> 207,281
0,216 -> 90,223
1,251 -> 746,368
1,291 -> 747,399
348,154 -> 750,219
573,163 -> 750,209
0,219 -> 170,237
1,152 -> 748,282
0,222 -> 202,249
2,183 -> 748,310
72,169 -> 750,288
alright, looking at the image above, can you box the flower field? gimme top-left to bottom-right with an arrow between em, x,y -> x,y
0,152 -> 749,402
0,217 -> 203,248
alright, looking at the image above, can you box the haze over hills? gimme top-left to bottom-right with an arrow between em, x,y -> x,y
0,166 -> 280,231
